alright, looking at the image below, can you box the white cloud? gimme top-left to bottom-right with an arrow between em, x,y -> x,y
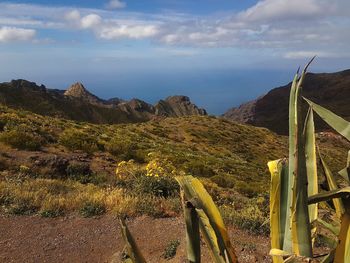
238,0 -> 330,22
0,26 -> 36,43
106,0 -> 126,9
99,24 -> 158,39
284,51 -> 346,59
81,14 -> 102,29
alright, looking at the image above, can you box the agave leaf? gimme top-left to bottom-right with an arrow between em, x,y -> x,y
289,68 -> 313,257
181,190 -> 201,263
268,159 -> 289,263
308,187 -> 350,204
319,153 -> 345,218
338,150 -> 350,183
334,211 -> 350,262
176,176 -> 238,263
312,218 -> 340,236
269,248 -> 292,257
284,72 -> 300,252
119,218 -> 147,263
195,208 -> 226,263
303,107 -> 318,245
303,97 -> 350,141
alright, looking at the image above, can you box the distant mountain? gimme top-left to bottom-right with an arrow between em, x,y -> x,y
223,69 -> 350,134
0,79 -> 207,124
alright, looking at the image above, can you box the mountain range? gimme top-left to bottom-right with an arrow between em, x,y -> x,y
224,69 -> 350,134
0,79 -> 207,124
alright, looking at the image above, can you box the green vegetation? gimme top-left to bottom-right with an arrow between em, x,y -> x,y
269,60 -> 350,262
163,239 -> 180,259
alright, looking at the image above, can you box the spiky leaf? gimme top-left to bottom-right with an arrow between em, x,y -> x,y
303,107 -> 318,245
176,176 -> 238,263
181,190 -> 201,263
304,97 -> 350,141
319,153 -> 345,218
268,159 -> 289,263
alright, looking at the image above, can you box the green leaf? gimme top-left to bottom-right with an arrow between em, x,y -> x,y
312,218 -> 340,236
303,97 -> 350,141
338,150 -> 350,183
181,191 -> 201,263
176,176 -> 238,263
289,68 -> 313,257
119,218 -> 147,263
319,153 -> 345,218
196,208 -> 227,263
303,107 -> 318,245
268,159 -> 289,263
334,212 -> 350,262
308,187 -> 350,204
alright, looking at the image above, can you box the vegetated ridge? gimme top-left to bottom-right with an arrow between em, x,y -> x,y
0,79 -> 207,124
223,69 -> 350,134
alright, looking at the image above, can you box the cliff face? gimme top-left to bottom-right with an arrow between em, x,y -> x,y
0,80 -> 207,124
223,69 -> 350,134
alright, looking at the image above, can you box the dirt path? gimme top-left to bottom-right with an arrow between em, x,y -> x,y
0,215 -> 271,263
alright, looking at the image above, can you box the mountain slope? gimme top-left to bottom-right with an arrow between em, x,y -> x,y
224,69 -> 350,134
0,79 -> 207,124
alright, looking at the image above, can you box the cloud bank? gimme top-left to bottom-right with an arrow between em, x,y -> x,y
0,0 -> 349,58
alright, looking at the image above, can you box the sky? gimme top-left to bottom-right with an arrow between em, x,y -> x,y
0,0 -> 349,114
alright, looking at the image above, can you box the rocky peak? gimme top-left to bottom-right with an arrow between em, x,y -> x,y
64,82 -> 104,105
155,95 -> 207,117
10,79 -> 46,92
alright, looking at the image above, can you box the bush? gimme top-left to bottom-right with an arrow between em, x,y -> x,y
0,130 -> 44,151
220,202 -> 269,235
79,201 -> 106,217
106,138 -> 145,162
59,129 -> 98,154
163,239 -> 180,259
184,159 -> 215,177
235,181 -> 261,198
133,176 -> 179,198
210,175 -> 235,188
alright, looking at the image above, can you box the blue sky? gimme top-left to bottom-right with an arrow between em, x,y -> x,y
0,0 -> 349,114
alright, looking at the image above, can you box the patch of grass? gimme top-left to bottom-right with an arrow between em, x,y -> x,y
163,239 -> 180,260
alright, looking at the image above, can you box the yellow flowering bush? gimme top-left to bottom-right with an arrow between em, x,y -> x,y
115,160 -> 138,179
145,152 -> 179,177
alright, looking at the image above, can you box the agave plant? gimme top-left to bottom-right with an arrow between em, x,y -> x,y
268,58 -> 350,263
119,176 -> 238,263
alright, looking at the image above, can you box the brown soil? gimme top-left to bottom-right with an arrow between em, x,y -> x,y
0,215 -> 271,263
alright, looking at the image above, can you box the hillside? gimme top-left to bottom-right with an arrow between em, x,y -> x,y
0,104 -> 348,224
0,79 -> 206,124
224,69 -> 350,134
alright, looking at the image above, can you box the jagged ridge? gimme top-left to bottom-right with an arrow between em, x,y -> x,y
0,79 -> 207,124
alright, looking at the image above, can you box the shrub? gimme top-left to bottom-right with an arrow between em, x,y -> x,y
59,129 -> 98,154
184,159 -> 215,177
0,130 -> 44,151
79,201 -> 106,217
220,202 -> 269,235
210,175 -> 235,188
134,176 -> 179,198
66,162 -> 92,183
163,239 -> 180,259
235,180 -> 261,198
106,138 -> 145,162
